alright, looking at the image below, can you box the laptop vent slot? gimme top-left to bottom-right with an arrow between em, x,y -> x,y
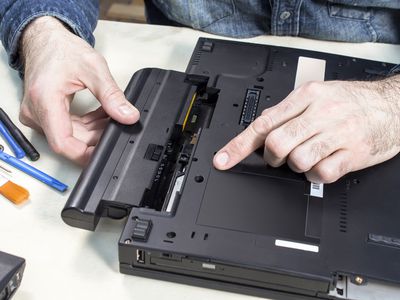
266,49 -> 278,71
338,193 -> 348,233
192,49 -> 202,66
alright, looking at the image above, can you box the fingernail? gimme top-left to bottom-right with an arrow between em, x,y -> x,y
118,103 -> 136,116
215,152 -> 230,167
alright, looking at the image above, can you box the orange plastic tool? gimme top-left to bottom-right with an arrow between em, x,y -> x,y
0,174 -> 29,205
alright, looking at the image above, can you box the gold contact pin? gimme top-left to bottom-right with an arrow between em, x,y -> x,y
182,92 -> 197,131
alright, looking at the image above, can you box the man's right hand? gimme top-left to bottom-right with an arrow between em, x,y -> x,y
20,16 -> 140,165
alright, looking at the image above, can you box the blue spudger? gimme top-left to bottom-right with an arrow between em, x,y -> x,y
0,150 -> 68,192
0,121 -> 25,159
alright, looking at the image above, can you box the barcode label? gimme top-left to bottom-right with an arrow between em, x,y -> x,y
310,182 -> 324,198
275,239 -> 319,253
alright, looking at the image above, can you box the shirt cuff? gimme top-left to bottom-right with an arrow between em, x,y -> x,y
0,0 -> 99,73
389,64 -> 400,75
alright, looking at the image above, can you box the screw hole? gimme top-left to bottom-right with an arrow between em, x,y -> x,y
166,232 -> 176,238
195,176 -> 204,183
143,109 -> 149,113
192,157 -> 198,162
265,95 -> 271,101
113,176 -> 118,180
233,103 -> 239,107
256,77 -> 264,82
129,140 -> 134,144
204,233 -> 209,240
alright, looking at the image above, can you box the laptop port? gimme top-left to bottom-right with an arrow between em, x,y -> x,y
240,89 -> 261,126
136,249 -> 145,264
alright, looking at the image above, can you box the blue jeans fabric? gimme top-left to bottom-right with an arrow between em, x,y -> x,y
0,0 -> 98,72
152,0 -> 400,42
0,0 -> 399,73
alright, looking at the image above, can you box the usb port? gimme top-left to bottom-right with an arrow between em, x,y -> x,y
136,249 -> 145,264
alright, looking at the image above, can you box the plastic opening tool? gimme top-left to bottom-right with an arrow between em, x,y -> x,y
0,121 -> 25,159
0,108 -> 40,161
0,150 -> 68,192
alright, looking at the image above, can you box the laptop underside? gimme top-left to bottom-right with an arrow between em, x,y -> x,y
62,38 -> 400,299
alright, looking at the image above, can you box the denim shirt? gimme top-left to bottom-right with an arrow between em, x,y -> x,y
0,0 -> 99,72
0,0 -> 399,73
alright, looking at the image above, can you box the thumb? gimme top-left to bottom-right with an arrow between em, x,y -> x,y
96,81 -> 140,124
83,59 -> 140,124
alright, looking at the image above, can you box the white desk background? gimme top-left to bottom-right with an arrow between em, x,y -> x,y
0,21 -> 399,300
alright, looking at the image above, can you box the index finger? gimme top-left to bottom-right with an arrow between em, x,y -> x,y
37,92 -> 94,165
213,115 -> 273,170
213,94 -> 309,170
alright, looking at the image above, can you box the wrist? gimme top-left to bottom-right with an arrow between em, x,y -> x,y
21,16 -> 71,65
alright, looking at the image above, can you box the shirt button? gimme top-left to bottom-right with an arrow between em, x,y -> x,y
280,11 -> 291,20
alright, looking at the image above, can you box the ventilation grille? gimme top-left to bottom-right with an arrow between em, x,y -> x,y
192,48 -> 202,66
266,49 -> 278,71
338,193 -> 348,233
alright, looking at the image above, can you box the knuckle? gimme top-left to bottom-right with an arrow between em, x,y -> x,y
264,131 -> 286,159
251,115 -> 273,136
310,140 -> 330,160
26,83 -> 43,103
19,104 -> 31,119
229,135 -> 249,157
101,84 -> 124,104
288,148 -> 310,172
284,117 -> 310,138
314,165 -> 338,183
338,159 -> 351,178
48,139 -> 65,155
18,110 -> 31,126
301,81 -> 322,94
278,99 -> 295,114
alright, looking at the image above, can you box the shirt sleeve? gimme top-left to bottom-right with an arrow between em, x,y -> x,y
389,64 -> 400,75
0,0 -> 99,72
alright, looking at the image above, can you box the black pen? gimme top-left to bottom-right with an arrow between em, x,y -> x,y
0,108 -> 40,161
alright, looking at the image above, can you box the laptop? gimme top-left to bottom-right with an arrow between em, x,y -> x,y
62,38 -> 400,299
0,251 -> 25,300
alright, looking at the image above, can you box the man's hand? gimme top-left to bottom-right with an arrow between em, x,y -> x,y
213,78 -> 400,183
20,16 -> 139,165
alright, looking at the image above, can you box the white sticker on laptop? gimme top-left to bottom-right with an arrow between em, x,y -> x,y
275,239 -> 319,253
310,182 -> 324,198
294,57 -> 326,89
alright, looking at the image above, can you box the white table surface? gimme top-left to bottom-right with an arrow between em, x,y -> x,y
0,20 -> 399,300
